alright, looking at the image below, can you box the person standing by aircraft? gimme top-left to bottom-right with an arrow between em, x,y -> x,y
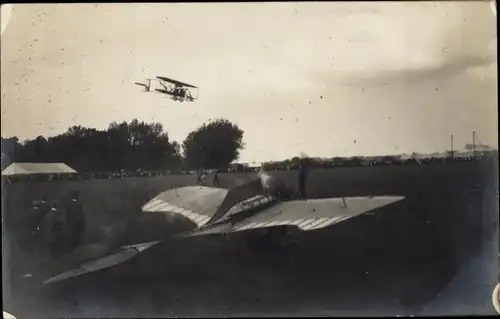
65,191 -> 85,250
212,169 -> 220,187
196,169 -> 205,185
297,158 -> 309,198
44,202 -> 67,257
31,195 -> 51,236
26,195 -> 51,256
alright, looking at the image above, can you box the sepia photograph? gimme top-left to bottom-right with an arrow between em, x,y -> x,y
1,1 -> 498,318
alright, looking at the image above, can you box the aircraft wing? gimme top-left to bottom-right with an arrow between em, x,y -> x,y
44,186 -> 228,284
141,186 -> 229,227
157,76 -> 198,88
43,241 -> 160,284
43,183 -> 261,284
183,196 -> 405,237
154,88 -> 174,95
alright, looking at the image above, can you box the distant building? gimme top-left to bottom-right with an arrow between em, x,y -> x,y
398,144 -> 497,161
244,161 -> 262,170
1,162 -> 78,176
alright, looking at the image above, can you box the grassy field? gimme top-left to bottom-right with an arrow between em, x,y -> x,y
2,160 -> 498,317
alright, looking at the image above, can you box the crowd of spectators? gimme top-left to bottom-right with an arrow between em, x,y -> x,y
2,154 -> 495,184
2,169 -> 188,183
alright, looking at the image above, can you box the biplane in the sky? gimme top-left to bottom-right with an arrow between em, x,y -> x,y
39,170 -> 405,285
135,76 -> 198,102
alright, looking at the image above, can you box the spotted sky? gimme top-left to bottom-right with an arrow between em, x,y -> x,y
1,2 -> 497,162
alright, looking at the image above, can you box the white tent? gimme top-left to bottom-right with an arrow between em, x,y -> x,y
1,162 -> 77,176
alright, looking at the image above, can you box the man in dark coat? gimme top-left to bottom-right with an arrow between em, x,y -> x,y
65,191 -> 85,251
29,195 -> 51,255
212,169 -> 221,187
44,202 -> 67,257
297,159 -> 309,198
196,169 -> 205,185
31,195 -> 51,236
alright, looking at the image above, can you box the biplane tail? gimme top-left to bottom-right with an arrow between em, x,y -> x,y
134,79 -> 151,92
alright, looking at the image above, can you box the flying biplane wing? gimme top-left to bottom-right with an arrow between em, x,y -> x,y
152,88 -> 194,100
154,88 -> 174,95
181,195 -> 405,237
157,76 -> 198,88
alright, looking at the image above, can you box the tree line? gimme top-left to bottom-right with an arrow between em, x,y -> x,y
1,118 -> 245,173
2,117 -> 493,174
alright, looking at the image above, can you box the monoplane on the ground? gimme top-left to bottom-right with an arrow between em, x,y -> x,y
135,76 -> 198,102
42,171 -> 404,284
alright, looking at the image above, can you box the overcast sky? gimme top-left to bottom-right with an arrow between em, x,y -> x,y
1,2 -> 497,163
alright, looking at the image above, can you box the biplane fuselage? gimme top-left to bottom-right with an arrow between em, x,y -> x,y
135,76 -> 198,102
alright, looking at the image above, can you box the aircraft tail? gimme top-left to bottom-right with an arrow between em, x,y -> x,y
134,79 -> 151,92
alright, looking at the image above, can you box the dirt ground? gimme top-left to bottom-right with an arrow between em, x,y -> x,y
2,160 -> 498,317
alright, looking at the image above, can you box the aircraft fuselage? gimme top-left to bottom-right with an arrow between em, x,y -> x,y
213,195 -> 278,226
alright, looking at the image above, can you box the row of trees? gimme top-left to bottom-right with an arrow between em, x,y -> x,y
1,118 -> 245,172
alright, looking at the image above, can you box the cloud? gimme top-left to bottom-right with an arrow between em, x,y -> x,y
343,54 -> 496,87
1,3 -> 497,162
338,1 -> 497,87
